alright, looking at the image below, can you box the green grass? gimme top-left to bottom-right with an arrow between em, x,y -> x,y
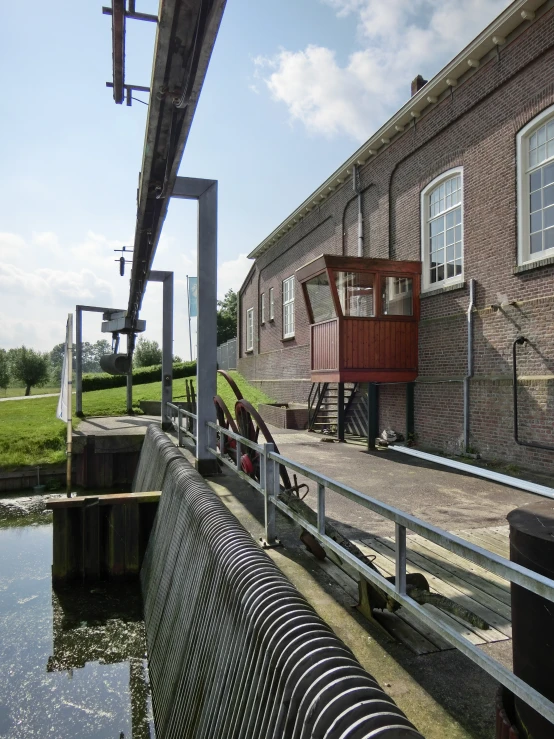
0,372 -> 274,469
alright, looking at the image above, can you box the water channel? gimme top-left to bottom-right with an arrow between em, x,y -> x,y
0,495 -> 154,738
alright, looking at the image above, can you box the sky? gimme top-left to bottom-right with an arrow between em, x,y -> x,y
0,0 -> 512,360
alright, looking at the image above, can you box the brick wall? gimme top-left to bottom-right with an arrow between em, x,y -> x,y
238,7 -> 554,474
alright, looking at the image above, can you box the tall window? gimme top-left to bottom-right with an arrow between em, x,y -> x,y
517,105 -> 554,264
260,293 -> 265,324
282,276 -> 295,338
246,308 -> 254,351
269,288 -> 275,321
421,168 -> 463,290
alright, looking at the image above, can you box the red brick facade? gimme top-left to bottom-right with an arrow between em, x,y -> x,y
238,6 -> 554,474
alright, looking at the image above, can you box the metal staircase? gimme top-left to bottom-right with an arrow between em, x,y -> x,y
308,382 -> 360,437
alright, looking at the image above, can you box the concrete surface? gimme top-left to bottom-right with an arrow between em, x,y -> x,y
73,415 -> 159,437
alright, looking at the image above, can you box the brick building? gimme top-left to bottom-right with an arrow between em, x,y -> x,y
237,0 -> 554,474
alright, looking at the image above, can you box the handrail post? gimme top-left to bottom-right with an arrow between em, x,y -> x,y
206,421 -> 217,473
317,482 -> 326,535
177,408 -> 183,446
262,444 -> 279,547
395,523 -> 407,594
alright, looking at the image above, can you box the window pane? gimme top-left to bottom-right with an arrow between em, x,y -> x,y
446,228 -> 454,245
529,132 -> 537,150
430,216 -> 444,236
530,190 -> 542,213
547,121 -> 554,141
544,163 -> 554,187
545,228 -> 554,251
530,211 -> 542,233
530,169 -> 542,192
530,232 -> 543,254
455,263 -> 463,276
446,245 -> 454,262
382,277 -> 413,316
437,265 -> 444,281
455,244 -> 462,260
544,205 -> 554,230
538,126 -> 546,145
447,263 -> 455,278
538,144 -> 547,163
445,211 -> 455,229
430,267 -> 437,284
548,140 -> 554,160
530,149 -> 537,168
455,225 -> 462,243
305,273 -> 336,323
335,271 -> 374,317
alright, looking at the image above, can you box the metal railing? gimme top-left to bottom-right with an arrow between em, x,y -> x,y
167,402 -> 197,444
201,418 -> 554,728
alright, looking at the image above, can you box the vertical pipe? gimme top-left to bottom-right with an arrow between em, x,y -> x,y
75,307 -> 83,417
395,523 -> 407,594
196,182 -> 218,475
262,443 -> 277,546
161,273 -> 174,430
367,383 -> 379,450
463,278 -> 475,452
187,275 -> 193,362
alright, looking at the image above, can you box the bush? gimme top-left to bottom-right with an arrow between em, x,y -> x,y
82,361 -> 196,392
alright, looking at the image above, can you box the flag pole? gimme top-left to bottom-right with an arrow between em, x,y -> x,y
186,275 -> 193,362
66,313 -> 73,497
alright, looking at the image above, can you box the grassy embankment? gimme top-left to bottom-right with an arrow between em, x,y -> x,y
1,386 -> 60,398
0,371 -> 274,469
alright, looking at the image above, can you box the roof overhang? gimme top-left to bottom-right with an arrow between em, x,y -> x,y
127,0 -> 227,325
248,0 -> 547,260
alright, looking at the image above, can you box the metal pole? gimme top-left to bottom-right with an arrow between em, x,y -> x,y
150,271 -> 174,430
395,523 -> 406,594
337,382 -> 345,442
127,333 -> 133,415
196,182 -> 218,474
75,306 -> 83,417
187,275 -> 193,362
367,383 -> 379,450
262,443 -> 277,546
66,314 -> 73,497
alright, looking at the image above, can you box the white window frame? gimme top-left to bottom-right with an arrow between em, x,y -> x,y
282,276 -> 295,339
246,308 -> 254,351
260,293 -> 265,324
517,103 -> 554,266
269,288 -> 274,321
420,167 -> 464,292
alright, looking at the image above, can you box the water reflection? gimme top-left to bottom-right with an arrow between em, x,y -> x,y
0,510 -> 154,738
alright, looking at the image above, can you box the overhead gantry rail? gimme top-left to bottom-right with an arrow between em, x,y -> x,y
103,0 -> 227,328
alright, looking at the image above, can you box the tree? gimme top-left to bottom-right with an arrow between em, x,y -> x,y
134,337 -> 162,367
0,349 -> 9,393
9,346 -> 50,396
217,289 -> 237,345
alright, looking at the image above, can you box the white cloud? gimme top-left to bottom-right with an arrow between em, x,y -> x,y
0,232 -> 26,260
218,253 -> 250,299
0,263 -> 114,303
256,0 -> 511,141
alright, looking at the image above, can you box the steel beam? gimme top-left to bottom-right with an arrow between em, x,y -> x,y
148,271 -> 174,429
172,176 -> 218,474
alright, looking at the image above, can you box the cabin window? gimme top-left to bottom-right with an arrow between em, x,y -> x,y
304,273 -> 336,323
282,276 -> 295,338
517,104 -> 554,265
421,168 -> 463,290
335,271 -> 375,317
260,293 -> 265,324
269,288 -> 274,321
382,277 -> 413,316
246,308 -> 254,351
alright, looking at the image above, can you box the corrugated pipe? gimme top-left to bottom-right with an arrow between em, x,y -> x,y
513,337 -> 554,452
138,426 -> 424,739
463,278 -> 475,452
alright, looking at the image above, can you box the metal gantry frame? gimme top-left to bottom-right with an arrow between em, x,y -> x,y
147,271 -> 174,430
166,403 -> 554,728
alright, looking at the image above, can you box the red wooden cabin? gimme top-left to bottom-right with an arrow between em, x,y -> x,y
296,255 -> 421,384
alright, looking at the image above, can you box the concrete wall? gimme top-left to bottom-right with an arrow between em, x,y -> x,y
238,7 -> 554,473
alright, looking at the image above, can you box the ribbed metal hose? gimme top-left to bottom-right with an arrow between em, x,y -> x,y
139,426 -> 424,739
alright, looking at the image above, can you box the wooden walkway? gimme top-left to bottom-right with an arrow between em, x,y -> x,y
314,525 -> 512,655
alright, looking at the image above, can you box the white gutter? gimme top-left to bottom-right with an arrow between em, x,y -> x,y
390,444 -> 554,499
248,0 -> 546,260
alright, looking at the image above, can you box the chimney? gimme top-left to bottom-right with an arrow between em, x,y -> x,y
411,75 -> 428,97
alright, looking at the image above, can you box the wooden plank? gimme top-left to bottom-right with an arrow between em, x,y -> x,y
47,491 -> 161,509
372,610 -> 442,655
353,540 -> 497,645
407,535 -> 511,598
456,530 -> 510,559
361,537 -> 511,640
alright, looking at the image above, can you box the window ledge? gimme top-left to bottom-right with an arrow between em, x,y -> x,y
282,336 -> 296,342
514,256 -> 554,274
420,281 -> 466,299
245,349 -> 254,354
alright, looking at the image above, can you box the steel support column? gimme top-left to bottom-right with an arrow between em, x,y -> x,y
148,271 -> 174,430
337,382 -> 345,442
172,177 -> 218,475
367,382 -> 379,451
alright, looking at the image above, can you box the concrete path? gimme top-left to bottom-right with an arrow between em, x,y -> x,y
0,392 -> 60,402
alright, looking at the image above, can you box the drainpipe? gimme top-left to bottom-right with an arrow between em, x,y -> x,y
353,165 -> 364,257
463,278 -> 475,452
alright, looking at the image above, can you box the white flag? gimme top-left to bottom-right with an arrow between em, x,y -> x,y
56,316 -> 72,423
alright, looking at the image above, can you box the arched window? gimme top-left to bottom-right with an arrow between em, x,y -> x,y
517,104 -> 554,265
420,168 -> 464,291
